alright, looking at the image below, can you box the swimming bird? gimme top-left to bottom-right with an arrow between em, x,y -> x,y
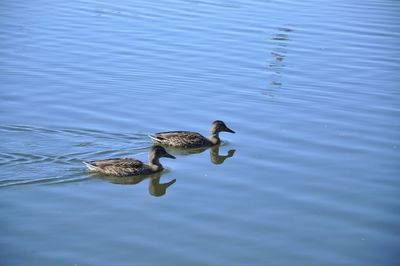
149,120 -> 235,148
83,146 -> 175,176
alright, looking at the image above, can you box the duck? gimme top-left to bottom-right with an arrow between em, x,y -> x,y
149,120 -> 235,148
83,145 -> 175,176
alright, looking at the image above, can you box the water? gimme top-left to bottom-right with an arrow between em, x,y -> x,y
1,0 -> 399,265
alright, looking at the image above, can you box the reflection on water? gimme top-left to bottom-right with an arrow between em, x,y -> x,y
210,145 -> 236,165
268,26 -> 292,90
148,172 -> 176,197
162,143 -> 236,165
95,171 -> 176,197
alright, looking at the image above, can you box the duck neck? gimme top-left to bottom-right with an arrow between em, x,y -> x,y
148,154 -> 163,171
209,131 -> 221,145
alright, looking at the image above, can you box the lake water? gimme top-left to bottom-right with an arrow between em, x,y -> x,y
1,0 -> 399,265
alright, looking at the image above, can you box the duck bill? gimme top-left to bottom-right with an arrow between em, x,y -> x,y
164,153 -> 176,159
225,127 -> 235,134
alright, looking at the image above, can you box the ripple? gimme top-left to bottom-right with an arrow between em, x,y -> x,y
0,175 -> 92,188
0,124 -> 152,182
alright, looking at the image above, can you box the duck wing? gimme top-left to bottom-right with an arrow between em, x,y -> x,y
84,158 -> 145,176
150,131 -> 210,147
89,158 -> 143,168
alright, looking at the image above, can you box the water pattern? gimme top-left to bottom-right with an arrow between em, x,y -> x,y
1,0 -> 400,265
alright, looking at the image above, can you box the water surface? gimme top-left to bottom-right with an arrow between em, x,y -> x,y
1,0 -> 399,265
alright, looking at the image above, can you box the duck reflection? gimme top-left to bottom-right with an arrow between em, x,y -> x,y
210,144 -> 236,164
148,172 -> 176,197
95,171 -> 176,197
162,143 -> 236,165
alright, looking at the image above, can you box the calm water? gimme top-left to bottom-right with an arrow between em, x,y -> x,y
1,0 -> 399,265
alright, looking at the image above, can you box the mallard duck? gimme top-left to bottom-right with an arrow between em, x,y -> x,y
149,120 -> 235,148
83,146 -> 175,176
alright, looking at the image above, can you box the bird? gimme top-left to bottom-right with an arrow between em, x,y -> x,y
149,120 -> 235,148
83,145 -> 175,176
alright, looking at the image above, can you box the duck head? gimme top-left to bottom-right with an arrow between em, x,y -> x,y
210,120 -> 235,134
150,145 -> 176,160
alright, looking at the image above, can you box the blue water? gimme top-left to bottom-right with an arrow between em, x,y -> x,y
1,0 -> 400,265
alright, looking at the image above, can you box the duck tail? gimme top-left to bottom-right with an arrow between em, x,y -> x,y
148,134 -> 161,143
83,161 -> 97,171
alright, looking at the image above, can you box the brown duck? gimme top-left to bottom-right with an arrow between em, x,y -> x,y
83,146 -> 175,176
149,120 -> 235,148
